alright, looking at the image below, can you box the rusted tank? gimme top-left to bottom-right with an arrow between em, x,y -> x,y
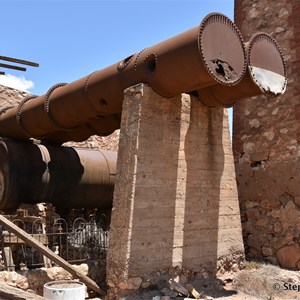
0,140 -> 116,209
0,13 -> 247,144
197,33 -> 287,106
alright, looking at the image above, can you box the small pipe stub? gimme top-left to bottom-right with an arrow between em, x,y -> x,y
197,32 -> 287,107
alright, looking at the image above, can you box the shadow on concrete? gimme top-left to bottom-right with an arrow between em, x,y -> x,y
182,98 -> 225,275
128,86 -> 182,275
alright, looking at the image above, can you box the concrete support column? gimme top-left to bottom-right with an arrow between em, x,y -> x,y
106,84 -> 243,299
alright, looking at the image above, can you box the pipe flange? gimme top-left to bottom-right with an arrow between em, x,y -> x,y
144,53 -> 158,73
247,32 -> 287,96
198,13 -> 247,86
83,71 -> 103,113
44,83 -> 68,130
117,54 -> 134,71
0,105 -> 14,115
134,48 -> 147,71
16,95 -> 38,137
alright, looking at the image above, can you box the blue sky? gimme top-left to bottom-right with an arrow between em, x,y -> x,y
0,0 -> 234,131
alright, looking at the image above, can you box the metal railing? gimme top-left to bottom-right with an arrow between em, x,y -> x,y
0,215 -> 109,270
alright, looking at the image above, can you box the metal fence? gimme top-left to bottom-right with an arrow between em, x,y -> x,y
0,216 -> 109,270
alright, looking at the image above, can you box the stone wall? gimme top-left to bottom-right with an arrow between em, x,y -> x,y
234,0 -> 300,268
0,264 -> 88,296
107,84 -> 244,299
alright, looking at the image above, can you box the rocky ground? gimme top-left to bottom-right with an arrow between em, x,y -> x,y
229,263 -> 300,300
0,262 -> 299,299
196,262 -> 300,300
63,131 -> 120,152
90,262 -> 299,300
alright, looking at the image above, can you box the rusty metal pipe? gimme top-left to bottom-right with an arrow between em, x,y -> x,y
0,13 -> 246,144
0,140 -> 116,209
197,33 -> 287,107
44,115 -> 121,145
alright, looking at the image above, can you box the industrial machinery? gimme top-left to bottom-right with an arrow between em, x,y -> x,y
0,13 -> 248,144
197,32 -> 287,106
0,140 -> 116,210
0,13 -> 286,209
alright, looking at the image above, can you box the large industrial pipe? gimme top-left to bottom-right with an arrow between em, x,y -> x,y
197,33 -> 287,106
0,140 -> 116,210
0,13 -> 247,144
42,33 -> 287,144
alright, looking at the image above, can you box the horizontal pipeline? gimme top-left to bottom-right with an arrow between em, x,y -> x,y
0,13 -> 247,144
0,140 -> 116,210
36,32 -> 288,144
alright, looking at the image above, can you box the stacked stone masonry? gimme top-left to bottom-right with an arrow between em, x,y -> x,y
107,84 -> 244,299
234,0 -> 300,269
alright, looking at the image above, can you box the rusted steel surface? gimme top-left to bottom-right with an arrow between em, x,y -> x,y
0,13 -> 247,144
39,115 -> 122,144
0,55 -> 39,67
197,33 -> 287,107
0,62 -> 26,72
0,55 -> 39,75
0,140 -> 116,209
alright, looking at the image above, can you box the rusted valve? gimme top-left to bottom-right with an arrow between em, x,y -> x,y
0,13 -> 247,144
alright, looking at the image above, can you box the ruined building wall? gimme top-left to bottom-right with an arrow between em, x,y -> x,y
234,0 -> 300,268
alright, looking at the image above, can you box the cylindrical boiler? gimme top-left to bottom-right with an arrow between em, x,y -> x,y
0,140 -> 116,210
0,13 -> 247,144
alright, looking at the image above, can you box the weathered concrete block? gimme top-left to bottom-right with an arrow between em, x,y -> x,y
107,84 -> 243,299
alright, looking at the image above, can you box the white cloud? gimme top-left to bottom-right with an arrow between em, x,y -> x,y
0,74 -> 34,92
